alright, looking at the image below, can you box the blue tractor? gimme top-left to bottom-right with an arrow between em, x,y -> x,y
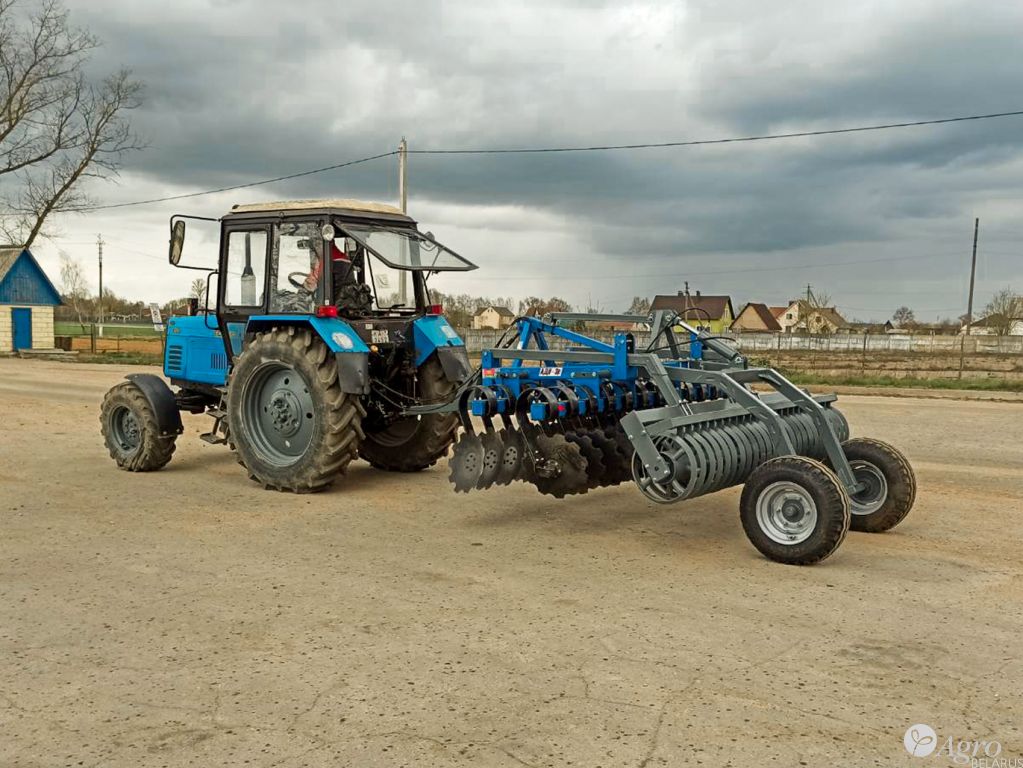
100,199 -> 477,492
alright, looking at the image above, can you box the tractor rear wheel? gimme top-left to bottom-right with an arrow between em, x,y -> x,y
740,456 -> 850,565
100,381 -> 177,471
227,327 -> 365,493
359,356 -> 458,472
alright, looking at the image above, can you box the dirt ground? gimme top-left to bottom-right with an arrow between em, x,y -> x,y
1,358 -> 1021,767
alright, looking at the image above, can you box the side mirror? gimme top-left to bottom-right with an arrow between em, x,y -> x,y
169,220 -> 186,265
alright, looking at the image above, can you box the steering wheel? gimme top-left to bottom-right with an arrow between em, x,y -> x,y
288,271 -> 310,290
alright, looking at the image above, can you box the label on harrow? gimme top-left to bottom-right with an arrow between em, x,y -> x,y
539,366 -> 563,377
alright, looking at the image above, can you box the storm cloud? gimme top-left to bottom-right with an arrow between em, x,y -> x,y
32,0 -> 1023,318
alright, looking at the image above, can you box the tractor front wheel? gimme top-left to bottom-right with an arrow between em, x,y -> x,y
100,381 -> 177,471
227,327 -> 365,492
359,356 -> 458,472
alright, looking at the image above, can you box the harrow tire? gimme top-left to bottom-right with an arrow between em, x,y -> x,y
360,356 -> 458,472
227,327 -> 365,493
837,438 -> 916,533
740,456 -> 850,566
100,381 -> 177,472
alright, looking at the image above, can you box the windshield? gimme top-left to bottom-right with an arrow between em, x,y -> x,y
342,225 -> 476,272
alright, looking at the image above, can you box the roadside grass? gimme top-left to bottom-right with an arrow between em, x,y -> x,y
55,322 -> 160,337
784,371 -> 1023,393
72,352 -> 162,366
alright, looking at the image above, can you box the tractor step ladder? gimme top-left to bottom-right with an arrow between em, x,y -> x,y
199,404 -> 229,445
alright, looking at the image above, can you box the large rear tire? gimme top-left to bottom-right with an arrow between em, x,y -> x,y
359,356 -> 458,472
740,456 -> 850,565
100,381 -> 177,471
227,327 -> 365,493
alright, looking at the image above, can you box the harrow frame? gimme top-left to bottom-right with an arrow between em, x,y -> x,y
407,310 -> 917,564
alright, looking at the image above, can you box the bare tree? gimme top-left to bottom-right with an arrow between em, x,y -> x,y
892,306 -> 915,328
190,277 -> 206,303
58,250 -> 88,329
0,1 -> 143,247
981,287 -> 1023,336
625,296 -> 651,316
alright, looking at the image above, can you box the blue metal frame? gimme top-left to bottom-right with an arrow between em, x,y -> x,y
472,316 -> 713,422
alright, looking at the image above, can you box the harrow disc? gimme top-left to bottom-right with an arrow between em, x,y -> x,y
476,430 -> 504,489
586,428 -> 625,486
494,428 -> 525,486
565,432 -> 606,489
532,433 -> 589,498
449,432 -> 484,492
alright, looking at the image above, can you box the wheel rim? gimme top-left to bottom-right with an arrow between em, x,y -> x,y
243,363 -> 315,467
110,405 -> 142,453
756,481 -> 818,545
849,460 -> 888,516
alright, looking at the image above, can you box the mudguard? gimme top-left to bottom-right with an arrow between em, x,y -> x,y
244,315 -> 370,395
124,373 -> 183,437
412,315 -> 470,383
435,345 -> 471,383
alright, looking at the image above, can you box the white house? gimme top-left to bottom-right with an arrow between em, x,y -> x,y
472,305 -> 515,330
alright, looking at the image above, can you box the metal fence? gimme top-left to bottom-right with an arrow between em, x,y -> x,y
458,328 -> 1023,355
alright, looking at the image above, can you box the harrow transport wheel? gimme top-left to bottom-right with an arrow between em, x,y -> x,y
740,456 -> 850,565
359,357 -> 458,472
227,327 -> 365,493
838,438 -> 916,533
100,382 -> 177,471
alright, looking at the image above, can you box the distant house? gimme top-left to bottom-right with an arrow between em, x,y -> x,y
651,291 -> 735,333
776,300 -> 849,334
0,247 -> 62,353
847,320 -> 895,334
472,305 -> 515,330
960,314 -> 1023,336
730,302 -> 782,333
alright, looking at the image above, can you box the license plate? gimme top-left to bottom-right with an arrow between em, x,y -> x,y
371,329 -> 390,344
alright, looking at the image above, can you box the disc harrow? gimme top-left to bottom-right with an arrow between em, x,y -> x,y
425,312 -> 916,564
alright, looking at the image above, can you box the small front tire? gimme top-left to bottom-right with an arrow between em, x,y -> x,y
100,382 -> 177,471
740,456 -> 850,565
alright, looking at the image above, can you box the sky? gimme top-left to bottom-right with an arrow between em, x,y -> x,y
21,0 -> 1023,321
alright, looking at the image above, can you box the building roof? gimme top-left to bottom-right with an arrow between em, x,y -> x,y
801,306 -> 849,329
732,302 -> 782,332
0,247 -> 62,306
970,313 -> 1023,328
228,198 -> 407,216
769,305 -> 788,318
474,304 -> 514,317
651,292 -> 734,322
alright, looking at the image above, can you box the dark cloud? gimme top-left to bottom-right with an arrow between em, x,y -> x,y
41,0 -> 1023,315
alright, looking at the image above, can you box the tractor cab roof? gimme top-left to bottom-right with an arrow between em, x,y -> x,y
224,198 -> 414,224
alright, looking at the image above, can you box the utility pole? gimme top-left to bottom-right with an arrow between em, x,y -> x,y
97,234 -> 104,335
398,137 -> 408,306
965,217 -> 979,335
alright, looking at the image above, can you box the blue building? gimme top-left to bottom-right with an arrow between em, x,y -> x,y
0,247 -> 62,352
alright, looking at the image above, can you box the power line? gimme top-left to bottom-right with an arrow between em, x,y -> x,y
79,109 -> 1023,211
408,110 -> 1023,155
466,252 -> 932,281
84,151 -> 399,211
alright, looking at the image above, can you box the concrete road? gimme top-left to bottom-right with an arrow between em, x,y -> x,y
1,358 -> 1021,767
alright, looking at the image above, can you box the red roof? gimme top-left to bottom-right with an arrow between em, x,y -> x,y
650,293 -> 734,322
